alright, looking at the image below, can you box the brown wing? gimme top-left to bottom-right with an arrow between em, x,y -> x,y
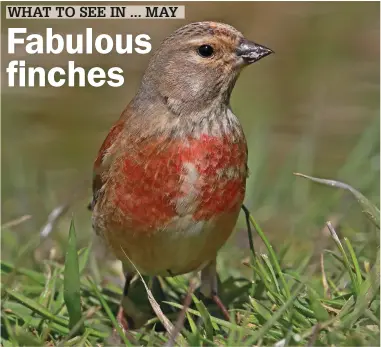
90,119 -> 126,210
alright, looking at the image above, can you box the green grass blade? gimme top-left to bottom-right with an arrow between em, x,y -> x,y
249,297 -> 272,321
164,301 -> 246,333
183,312 -> 202,346
243,282 -> 305,345
89,279 -> 132,346
4,288 -> 69,326
325,250 -> 366,280
326,222 -> 359,295
2,310 -> 17,345
248,212 -> 291,299
342,250 -> 380,328
248,258 -> 281,300
38,266 -> 58,308
12,325 -> 43,346
344,237 -> 363,288
307,288 -> 329,322
0,288 -> 116,341
261,254 -> 282,295
64,219 -> 84,333
145,324 -> 159,346
78,246 -> 91,275
192,294 -> 214,340
186,311 -> 198,334
1,261 -> 45,285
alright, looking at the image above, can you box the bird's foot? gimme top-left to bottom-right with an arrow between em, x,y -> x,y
116,306 -> 130,332
211,292 -> 231,321
197,291 -> 231,321
108,306 -> 139,345
108,307 -> 129,345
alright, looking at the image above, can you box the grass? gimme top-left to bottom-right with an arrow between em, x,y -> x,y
1,174 -> 379,346
1,115 -> 379,345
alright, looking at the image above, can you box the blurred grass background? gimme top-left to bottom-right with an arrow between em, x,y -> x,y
1,1 -> 379,280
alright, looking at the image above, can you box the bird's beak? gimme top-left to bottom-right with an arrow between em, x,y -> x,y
236,39 -> 273,64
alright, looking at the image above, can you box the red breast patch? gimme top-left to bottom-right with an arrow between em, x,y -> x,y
109,134 -> 247,230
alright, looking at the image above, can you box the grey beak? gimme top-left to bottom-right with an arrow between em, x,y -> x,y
236,39 -> 273,64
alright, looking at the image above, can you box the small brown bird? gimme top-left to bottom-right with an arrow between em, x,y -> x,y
91,21 -> 272,327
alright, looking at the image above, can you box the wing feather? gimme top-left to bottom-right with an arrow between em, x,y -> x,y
90,119 -> 125,209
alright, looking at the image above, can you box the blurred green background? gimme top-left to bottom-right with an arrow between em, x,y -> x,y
1,2 -> 379,271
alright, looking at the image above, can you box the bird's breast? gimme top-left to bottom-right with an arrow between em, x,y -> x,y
103,133 -> 247,233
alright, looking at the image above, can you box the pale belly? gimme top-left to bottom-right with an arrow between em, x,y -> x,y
94,206 -> 241,276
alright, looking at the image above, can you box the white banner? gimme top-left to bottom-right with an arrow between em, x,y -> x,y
6,5 -> 185,19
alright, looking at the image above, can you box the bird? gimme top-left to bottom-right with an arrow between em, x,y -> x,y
90,21 -> 273,329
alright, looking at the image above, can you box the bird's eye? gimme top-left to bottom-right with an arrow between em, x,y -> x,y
198,45 -> 214,58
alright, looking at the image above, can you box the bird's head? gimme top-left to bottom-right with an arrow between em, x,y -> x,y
137,21 -> 273,115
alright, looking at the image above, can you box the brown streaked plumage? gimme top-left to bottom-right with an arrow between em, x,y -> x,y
91,21 -> 273,328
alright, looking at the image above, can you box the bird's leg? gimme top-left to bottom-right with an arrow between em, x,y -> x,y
116,271 -> 134,331
200,260 -> 230,321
